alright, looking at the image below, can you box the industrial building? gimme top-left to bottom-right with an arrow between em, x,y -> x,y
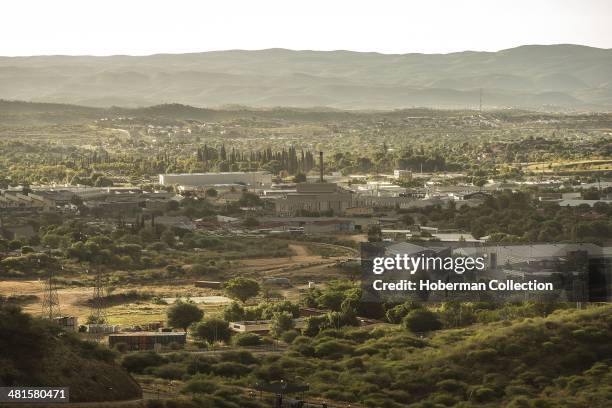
108,332 -> 187,351
275,183 -> 358,216
0,192 -> 51,212
158,172 -> 272,187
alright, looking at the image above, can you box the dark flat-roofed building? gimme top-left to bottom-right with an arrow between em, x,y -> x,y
108,332 -> 187,351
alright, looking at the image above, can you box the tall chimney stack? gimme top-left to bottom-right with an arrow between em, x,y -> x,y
319,151 -> 324,182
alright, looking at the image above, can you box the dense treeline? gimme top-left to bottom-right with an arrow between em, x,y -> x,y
196,144 -> 316,175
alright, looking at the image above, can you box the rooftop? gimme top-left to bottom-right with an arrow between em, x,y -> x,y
108,332 -> 186,337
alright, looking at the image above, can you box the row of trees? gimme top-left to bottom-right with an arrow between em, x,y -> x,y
196,145 -> 317,175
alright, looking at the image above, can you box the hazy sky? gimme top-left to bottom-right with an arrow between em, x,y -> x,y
2,0 -> 611,56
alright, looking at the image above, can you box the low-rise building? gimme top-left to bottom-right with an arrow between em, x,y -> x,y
53,316 -> 79,332
229,319 -> 306,334
303,219 -> 355,234
0,192 -> 51,212
108,332 -> 187,351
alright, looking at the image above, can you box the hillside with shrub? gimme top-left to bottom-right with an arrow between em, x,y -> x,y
0,299 -> 141,402
118,304 -> 611,407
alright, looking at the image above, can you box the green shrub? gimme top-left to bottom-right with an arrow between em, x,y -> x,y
506,396 -> 531,408
254,363 -> 284,382
436,379 -> 468,395
220,350 -> 258,365
280,330 -> 300,344
314,340 -> 355,358
192,318 -> 232,344
186,355 -> 217,375
150,363 -> 186,380
473,387 -> 496,402
122,351 -> 166,373
344,357 -> 364,369
402,309 -> 442,333
467,348 -> 498,363
233,332 -> 262,346
212,362 -> 251,377
294,343 -> 315,357
182,378 -> 217,395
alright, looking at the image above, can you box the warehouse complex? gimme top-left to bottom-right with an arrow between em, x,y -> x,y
159,171 -> 272,187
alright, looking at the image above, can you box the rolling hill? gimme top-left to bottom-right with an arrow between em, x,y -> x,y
0,44 -> 611,110
0,302 -> 142,403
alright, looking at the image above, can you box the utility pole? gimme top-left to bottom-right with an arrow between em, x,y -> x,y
479,88 -> 483,112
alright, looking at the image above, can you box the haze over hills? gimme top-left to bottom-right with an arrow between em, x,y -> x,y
1,44 -> 611,110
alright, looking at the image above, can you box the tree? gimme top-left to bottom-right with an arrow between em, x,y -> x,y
302,315 -> 328,337
233,332 -> 262,346
167,302 -> 203,331
385,301 -> 422,324
224,278 -> 260,303
368,225 -> 382,242
86,314 -> 106,324
270,311 -> 294,337
239,192 -> 261,207
223,302 -> 246,322
474,177 -> 487,189
166,200 -> 180,211
401,214 -> 415,226
192,318 -> 231,344
293,172 -> 307,183
243,217 -> 260,229
402,309 -> 442,333
160,230 -> 175,247
94,176 -> 113,187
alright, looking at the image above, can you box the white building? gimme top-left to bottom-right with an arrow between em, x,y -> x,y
159,172 -> 272,187
394,169 -> 413,182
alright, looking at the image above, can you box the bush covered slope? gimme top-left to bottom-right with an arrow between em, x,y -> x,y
282,305 -> 612,407
119,305 -> 612,407
0,301 -> 141,402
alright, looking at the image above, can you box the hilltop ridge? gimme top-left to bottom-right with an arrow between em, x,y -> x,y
1,45 -> 611,111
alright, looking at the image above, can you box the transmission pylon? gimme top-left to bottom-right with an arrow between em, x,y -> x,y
91,265 -> 107,324
42,267 -> 61,319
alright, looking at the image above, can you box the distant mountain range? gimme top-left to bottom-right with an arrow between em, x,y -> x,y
1,45 -> 611,110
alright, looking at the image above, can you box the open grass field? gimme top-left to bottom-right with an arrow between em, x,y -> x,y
0,243 -> 349,326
